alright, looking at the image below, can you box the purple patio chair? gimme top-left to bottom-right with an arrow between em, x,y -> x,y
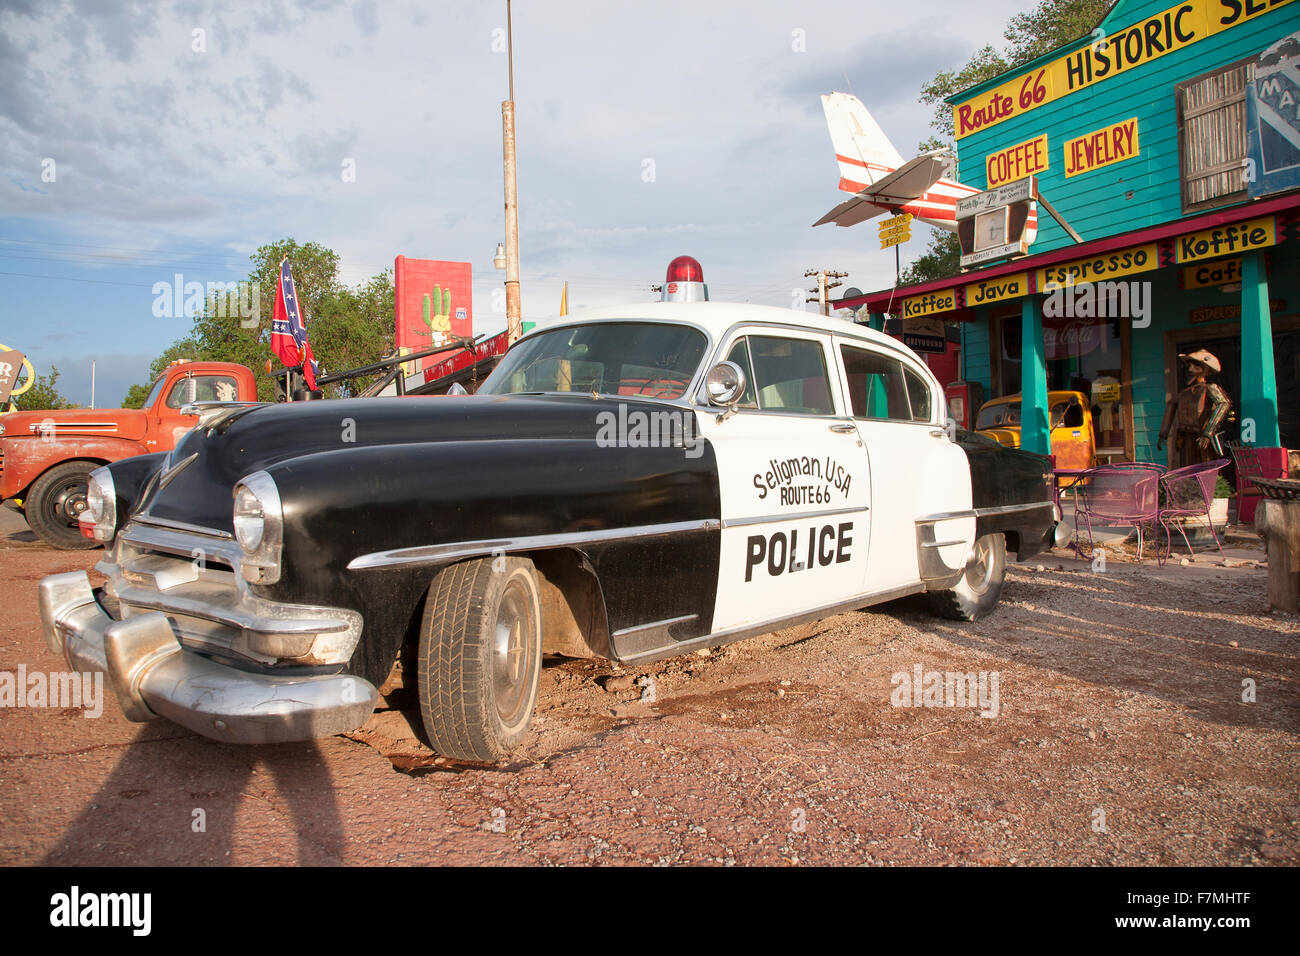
1158,459 -> 1230,562
1067,463 -> 1164,564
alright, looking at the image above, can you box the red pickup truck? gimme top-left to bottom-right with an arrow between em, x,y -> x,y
0,360 -> 257,548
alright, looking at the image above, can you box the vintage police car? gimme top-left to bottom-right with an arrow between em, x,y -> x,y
39,261 -> 1057,760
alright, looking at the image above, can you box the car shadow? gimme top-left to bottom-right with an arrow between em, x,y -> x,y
40,729 -> 346,865
881,568 -> 1298,736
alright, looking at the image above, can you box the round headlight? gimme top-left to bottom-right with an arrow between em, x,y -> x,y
233,484 -> 265,551
80,467 -> 117,541
84,477 -> 106,524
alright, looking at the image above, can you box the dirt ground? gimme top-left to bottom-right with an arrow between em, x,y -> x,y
1,508 -> 1296,866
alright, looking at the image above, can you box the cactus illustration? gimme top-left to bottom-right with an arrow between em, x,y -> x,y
420,286 -> 453,343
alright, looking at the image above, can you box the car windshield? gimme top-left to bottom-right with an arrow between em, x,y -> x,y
141,375 -> 168,409
976,402 -> 1020,429
479,322 -> 708,400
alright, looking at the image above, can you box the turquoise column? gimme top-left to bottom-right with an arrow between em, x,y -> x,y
868,311 -> 885,332
1240,251 -> 1280,446
1020,295 -> 1050,456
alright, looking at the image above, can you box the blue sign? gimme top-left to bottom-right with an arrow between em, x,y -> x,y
1247,31 -> 1300,199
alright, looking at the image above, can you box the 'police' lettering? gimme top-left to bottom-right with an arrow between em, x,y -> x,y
746,522 -> 853,582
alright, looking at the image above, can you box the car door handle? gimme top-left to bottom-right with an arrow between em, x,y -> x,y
929,428 -> 948,439
829,423 -> 857,434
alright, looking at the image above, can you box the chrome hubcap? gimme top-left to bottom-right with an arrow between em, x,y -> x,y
965,537 -> 995,593
492,579 -> 535,725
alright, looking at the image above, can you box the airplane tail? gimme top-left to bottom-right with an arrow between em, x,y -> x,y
822,92 -> 905,192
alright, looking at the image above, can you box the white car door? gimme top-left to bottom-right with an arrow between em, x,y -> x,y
695,329 -> 871,633
832,337 -> 975,593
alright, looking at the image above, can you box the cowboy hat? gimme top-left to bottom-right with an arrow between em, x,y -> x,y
1178,349 -> 1221,373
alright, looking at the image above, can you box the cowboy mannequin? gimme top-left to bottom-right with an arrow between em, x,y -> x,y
1157,349 -> 1232,468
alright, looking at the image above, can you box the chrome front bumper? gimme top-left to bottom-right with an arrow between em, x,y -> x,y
39,571 -> 379,744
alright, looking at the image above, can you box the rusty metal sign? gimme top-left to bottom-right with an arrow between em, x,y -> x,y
0,348 -> 28,405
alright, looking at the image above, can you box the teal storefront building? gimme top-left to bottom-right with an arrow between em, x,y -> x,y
842,0 -> 1299,467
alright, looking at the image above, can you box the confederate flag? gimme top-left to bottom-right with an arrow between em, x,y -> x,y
270,257 -> 319,390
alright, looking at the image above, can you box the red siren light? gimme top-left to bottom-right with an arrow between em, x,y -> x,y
665,256 -> 704,283
661,256 -> 709,303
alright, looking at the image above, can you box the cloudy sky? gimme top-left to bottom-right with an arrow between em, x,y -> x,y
0,0 -> 1030,406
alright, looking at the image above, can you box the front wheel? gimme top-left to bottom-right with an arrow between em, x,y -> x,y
926,532 -> 1006,622
416,556 -> 542,761
26,461 -> 99,550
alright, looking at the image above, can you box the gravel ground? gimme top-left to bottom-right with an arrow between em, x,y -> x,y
1,508 -> 1295,866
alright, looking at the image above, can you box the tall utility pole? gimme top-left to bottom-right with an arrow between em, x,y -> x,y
805,269 -> 848,316
502,0 -> 523,344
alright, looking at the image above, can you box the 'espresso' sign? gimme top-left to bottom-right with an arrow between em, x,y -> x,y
1037,243 -> 1159,290
951,0 -> 1293,139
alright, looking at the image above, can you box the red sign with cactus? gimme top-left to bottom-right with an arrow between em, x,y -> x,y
394,256 -> 473,379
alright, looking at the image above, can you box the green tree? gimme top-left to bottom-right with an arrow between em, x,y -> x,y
308,269 -> 397,396
900,230 -> 962,287
140,239 -> 397,403
121,383 -> 151,409
13,366 -> 77,411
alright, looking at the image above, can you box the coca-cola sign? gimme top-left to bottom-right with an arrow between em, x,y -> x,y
1043,317 -> 1100,360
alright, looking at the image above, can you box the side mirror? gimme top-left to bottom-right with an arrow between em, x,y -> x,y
446,382 -> 469,396
705,361 -> 747,407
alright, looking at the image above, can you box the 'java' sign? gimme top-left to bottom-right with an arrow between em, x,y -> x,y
951,0 -> 1294,139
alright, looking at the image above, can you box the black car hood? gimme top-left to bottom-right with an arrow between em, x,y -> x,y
136,394 -> 699,533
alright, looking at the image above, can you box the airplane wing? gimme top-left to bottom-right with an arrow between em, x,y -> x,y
812,195 -> 889,227
814,149 -> 952,227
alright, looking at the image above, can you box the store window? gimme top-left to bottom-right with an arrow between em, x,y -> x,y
998,308 -> 1127,457
1177,57 -> 1254,213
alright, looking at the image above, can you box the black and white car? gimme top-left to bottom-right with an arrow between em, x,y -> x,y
40,264 -> 1057,761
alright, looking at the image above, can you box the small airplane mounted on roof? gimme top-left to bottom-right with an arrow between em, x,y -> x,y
814,92 -> 1037,242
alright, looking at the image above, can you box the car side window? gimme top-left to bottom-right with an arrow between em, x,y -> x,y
741,335 -> 834,416
902,366 -> 934,423
840,346 -> 911,421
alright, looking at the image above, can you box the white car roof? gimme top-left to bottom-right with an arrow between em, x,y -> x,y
523,300 -> 905,352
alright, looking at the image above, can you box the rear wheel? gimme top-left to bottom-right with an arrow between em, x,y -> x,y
926,532 -> 1006,622
26,461 -> 98,550
416,556 -> 542,761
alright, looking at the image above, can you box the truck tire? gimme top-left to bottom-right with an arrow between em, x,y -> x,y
926,532 -> 1006,622
26,461 -> 99,550
416,556 -> 542,761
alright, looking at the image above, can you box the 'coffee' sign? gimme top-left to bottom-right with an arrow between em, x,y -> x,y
902,290 -> 958,319
1174,216 -> 1277,263
985,135 -> 1049,188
